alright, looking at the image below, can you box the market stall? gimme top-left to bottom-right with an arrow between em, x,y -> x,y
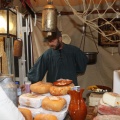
0,0 -> 120,120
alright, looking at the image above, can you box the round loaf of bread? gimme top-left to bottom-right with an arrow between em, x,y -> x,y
50,83 -> 74,96
30,81 -> 53,94
18,108 -> 33,120
41,96 -> 67,112
34,114 -> 58,120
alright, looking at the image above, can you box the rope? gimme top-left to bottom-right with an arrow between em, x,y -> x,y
64,0 -> 120,42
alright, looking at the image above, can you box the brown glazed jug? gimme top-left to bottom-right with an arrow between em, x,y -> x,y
68,89 -> 87,120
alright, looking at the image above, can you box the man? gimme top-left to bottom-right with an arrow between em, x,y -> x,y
27,29 -> 88,86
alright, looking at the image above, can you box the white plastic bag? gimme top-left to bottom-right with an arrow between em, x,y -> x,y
0,86 -> 25,120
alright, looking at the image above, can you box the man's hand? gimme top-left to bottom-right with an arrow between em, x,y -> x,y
20,84 -> 25,92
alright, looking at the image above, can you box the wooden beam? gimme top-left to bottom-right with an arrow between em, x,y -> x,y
35,8 -> 120,18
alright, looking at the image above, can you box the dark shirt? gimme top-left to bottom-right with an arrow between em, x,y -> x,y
27,44 -> 88,85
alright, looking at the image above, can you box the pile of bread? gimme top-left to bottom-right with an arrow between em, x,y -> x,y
93,92 -> 120,120
18,80 -> 74,120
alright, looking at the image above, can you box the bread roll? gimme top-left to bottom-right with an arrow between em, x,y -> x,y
42,96 -> 66,112
30,81 -> 53,94
102,92 -> 120,107
18,108 -> 33,120
34,114 -> 57,120
50,83 -> 74,96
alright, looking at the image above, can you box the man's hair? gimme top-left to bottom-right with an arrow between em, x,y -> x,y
43,28 -> 62,42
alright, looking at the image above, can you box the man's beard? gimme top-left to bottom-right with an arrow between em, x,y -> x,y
54,42 -> 61,50
50,40 -> 61,50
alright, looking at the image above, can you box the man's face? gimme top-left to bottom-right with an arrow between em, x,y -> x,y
48,37 -> 61,50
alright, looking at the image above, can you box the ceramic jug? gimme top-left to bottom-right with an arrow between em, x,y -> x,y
68,89 -> 87,120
